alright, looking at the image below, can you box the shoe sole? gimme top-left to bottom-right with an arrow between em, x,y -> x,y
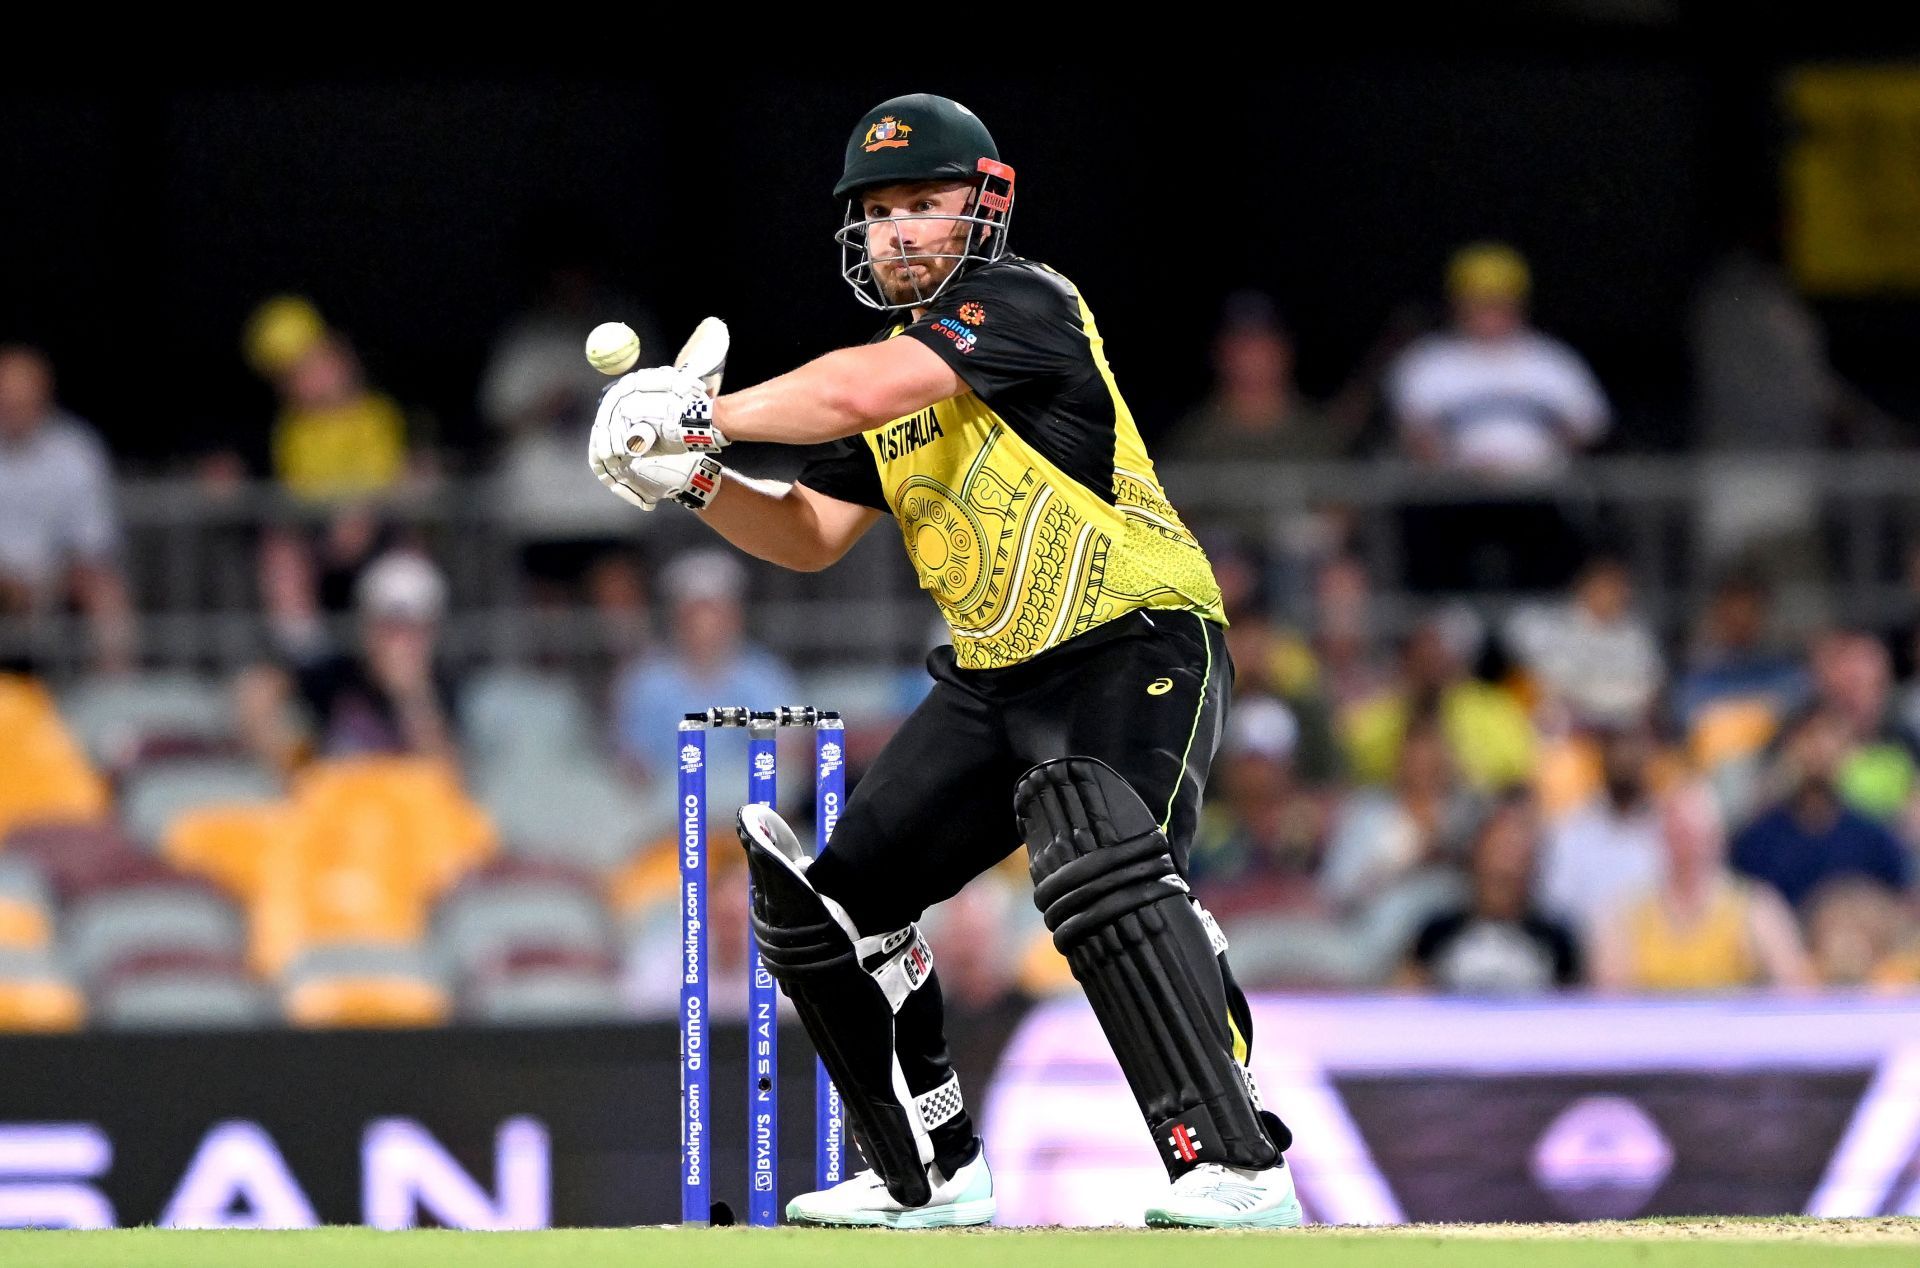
1143,1195 -> 1304,1229
786,1197 -> 996,1229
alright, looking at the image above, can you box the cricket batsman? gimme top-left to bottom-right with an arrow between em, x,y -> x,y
586,93 -> 1300,1229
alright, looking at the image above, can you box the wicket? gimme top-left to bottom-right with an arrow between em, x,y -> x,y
679,706 -> 848,1227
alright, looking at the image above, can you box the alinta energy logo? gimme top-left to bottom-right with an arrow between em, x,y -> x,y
862,116 -> 913,152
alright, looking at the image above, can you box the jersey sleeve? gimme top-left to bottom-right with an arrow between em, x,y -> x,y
897,264 -> 1091,405
795,436 -> 887,512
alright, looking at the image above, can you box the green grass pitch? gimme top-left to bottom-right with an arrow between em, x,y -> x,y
5,1221 -> 1918,1268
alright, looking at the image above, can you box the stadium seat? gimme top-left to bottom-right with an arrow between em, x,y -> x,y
0,856 -> 54,951
281,943 -> 452,1028
0,824 -> 157,905
459,668 -> 596,769
0,948 -> 85,1032
94,950 -> 275,1030
249,830 -> 423,978
97,973 -> 277,1030
1534,734 -> 1602,820
240,757 -> 498,976
476,756 -> 665,874
0,675 -> 109,839
1690,697 -> 1780,771
607,836 -> 683,929
61,882 -> 248,985
466,965 -> 625,1025
293,756 -> 496,894
121,758 -> 282,845
57,673 -> 232,773
434,875 -> 616,981
161,802 -> 299,900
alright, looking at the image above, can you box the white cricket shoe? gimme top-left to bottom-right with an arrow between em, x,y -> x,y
785,1151 -> 995,1228
1144,1160 -> 1304,1229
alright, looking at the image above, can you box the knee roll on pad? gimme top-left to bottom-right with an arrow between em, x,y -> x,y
1017,757 -> 1280,1177
737,805 -> 941,1205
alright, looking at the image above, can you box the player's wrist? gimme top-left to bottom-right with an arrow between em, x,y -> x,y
669,456 -> 724,511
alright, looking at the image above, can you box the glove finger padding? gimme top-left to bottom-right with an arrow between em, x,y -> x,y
587,404 -> 654,510
593,366 -> 724,457
626,453 -> 723,510
674,316 -> 730,393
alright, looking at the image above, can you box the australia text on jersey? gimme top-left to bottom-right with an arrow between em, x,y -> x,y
872,408 -> 946,461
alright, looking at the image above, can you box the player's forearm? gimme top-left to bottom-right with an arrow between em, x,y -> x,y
715,341 -> 962,445
693,471 -> 842,572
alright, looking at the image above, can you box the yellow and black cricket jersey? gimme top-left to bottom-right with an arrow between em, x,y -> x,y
797,257 -> 1224,671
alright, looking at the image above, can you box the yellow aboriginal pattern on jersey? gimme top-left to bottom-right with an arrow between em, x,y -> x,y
869,296 -> 1224,670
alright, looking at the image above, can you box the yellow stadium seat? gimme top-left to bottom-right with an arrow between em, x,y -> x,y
607,832 -> 728,920
162,803 -> 300,900
1534,735 -> 1602,820
250,836 -> 423,978
244,758 -> 495,977
0,676 -> 109,839
294,757 -> 495,894
0,898 -> 51,951
284,975 -> 450,1028
0,977 -> 85,1032
1690,698 -> 1781,771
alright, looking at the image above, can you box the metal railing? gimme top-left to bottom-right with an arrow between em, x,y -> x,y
10,451 -> 1920,681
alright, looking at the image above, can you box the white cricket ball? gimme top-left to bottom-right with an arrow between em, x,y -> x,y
585,321 -> 641,375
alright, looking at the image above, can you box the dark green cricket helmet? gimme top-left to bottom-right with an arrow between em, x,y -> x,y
832,94 -> 1018,311
834,94 -> 1000,198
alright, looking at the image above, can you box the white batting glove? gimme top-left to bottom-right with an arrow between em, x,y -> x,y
589,365 -> 729,466
592,449 -> 724,513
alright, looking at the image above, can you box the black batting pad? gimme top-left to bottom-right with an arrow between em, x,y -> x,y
1018,757 -> 1280,1178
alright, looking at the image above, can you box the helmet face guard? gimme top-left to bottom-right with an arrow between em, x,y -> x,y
834,159 -> 1017,312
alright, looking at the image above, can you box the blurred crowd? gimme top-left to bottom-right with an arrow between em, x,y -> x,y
0,232 -> 1917,1032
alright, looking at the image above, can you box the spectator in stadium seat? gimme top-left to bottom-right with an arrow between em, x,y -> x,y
1188,696 -> 1327,918
612,550 -> 798,786
1504,553 -> 1663,732
1207,532 -> 1341,786
1672,570 -> 1809,733
1312,555 -> 1389,714
624,853 -> 780,1021
1798,630 -> 1920,823
1342,613 -> 1535,792
918,871 -> 1035,1015
0,345 -> 134,674
1731,712 -> 1912,911
243,296 -> 420,505
1404,790 -> 1581,994
1390,243 -> 1609,476
1804,877 -> 1920,991
1536,725 -> 1664,935
236,549 -> 460,769
1321,713 -> 1480,911
1388,242 -> 1610,592
1163,291 -> 1346,464
482,208 -> 662,608
1591,782 -> 1814,992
